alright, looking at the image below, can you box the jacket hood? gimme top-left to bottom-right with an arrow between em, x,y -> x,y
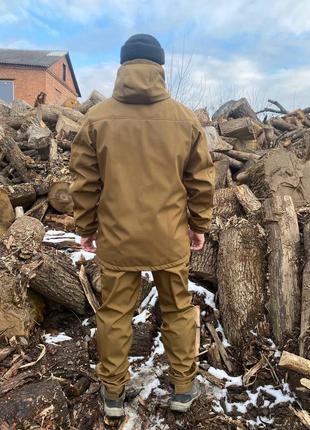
112,60 -> 170,104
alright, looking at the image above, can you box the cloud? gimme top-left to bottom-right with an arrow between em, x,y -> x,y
76,54 -> 310,113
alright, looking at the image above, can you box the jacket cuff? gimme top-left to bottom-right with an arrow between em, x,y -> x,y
188,220 -> 211,234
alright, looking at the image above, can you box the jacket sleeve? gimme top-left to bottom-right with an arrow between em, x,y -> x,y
183,124 -> 215,233
69,119 -> 102,237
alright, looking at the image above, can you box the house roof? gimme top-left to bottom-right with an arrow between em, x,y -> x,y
0,49 -> 81,97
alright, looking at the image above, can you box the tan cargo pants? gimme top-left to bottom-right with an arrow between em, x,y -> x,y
96,262 -> 197,399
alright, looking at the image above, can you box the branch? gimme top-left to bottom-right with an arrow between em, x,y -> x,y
268,99 -> 289,114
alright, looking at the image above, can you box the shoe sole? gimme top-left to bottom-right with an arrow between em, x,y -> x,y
170,392 -> 200,413
104,404 -> 125,418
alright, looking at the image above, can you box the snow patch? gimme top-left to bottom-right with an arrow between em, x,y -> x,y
142,271 -> 154,282
140,378 -> 160,400
43,332 -> 72,344
188,280 -> 216,308
82,318 -> 90,326
90,328 -> 97,338
132,309 -> 151,325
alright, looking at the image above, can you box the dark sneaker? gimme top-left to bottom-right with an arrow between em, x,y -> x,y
170,380 -> 201,412
100,386 -> 125,418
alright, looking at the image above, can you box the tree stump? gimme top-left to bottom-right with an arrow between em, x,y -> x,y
264,195 -> 301,345
217,218 -> 266,346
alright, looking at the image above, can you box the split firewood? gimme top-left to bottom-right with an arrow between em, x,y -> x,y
206,322 -> 233,372
48,181 -> 73,214
279,351 -> 310,376
219,117 -> 262,139
300,220 -> 310,358
213,187 -> 242,219
25,197 -> 49,221
77,89 -> 106,114
190,233 -> 217,282
212,97 -> 258,121
233,184 -> 262,214
217,218 -> 266,346
79,264 -> 100,313
56,115 -> 80,141
38,104 -> 84,127
44,213 -> 75,230
238,148 -> 310,209
264,196 -> 300,345
206,342 -> 222,369
300,378 -> 310,390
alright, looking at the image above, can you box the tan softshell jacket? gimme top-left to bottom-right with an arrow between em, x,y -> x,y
70,60 -> 214,271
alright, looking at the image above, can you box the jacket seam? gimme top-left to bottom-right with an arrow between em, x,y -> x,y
89,117 -> 196,125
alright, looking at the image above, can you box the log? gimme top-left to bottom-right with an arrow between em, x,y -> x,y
233,184 -> 262,214
29,249 -> 87,315
225,149 -> 260,161
48,181 -> 74,214
43,214 -> 75,231
212,152 -> 244,170
0,379 -> 70,427
207,343 -> 223,369
217,218 -> 266,346
271,117 -> 296,132
219,117 -> 262,139
204,126 -> 233,152
0,189 -> 14,236
0,135 -> 35,183
213,187 -> 242,219
56,115 -> 80,141
38,104 -> 84,127
190,233 -> 217,282
0,183 -> 36,208
300,220 -> 310,358
279,351 -> 310,376
242,148 -> 310,209
264,195 -> 301,345
212,98 -> 258,121
77,89 -> 106,114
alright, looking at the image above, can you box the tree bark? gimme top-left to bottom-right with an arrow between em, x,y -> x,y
0,189 -> 14,236
300,220 -> 310,358
264,195 -> 301,345
213,187 -> 242,219
190,233 -> 218,282
233,184 -> 262,214
0,183 -> 36,208
217,218 -> 266,346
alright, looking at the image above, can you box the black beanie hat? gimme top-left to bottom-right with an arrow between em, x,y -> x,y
120,34 -> 165,65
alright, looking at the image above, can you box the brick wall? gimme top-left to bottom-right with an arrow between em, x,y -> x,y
0,67 -> 46,105
0,56 -> 79,106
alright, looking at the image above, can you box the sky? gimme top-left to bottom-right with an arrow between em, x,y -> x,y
1,0 -> 310,112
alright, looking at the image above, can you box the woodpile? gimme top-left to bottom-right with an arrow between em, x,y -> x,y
0,95 -> 310,428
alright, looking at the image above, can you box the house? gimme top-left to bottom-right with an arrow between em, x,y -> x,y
0,49 -> 81,106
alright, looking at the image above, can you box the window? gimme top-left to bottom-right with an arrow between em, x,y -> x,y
0,80 -> 14,103
62,64 -> 66,81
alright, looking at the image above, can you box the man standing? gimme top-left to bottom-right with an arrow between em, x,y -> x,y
70,34 -> 214,417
